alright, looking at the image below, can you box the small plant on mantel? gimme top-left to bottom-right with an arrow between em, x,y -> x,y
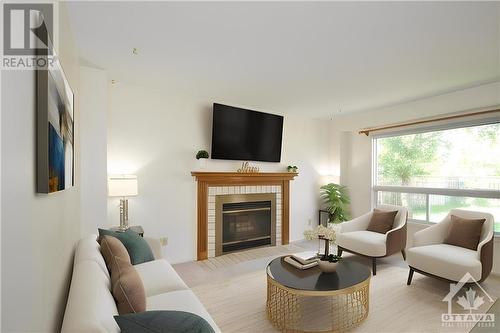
196,150 -> 209,159
196,150 -> 209,169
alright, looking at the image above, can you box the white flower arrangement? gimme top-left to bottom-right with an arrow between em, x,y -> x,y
304,225 -> 336,242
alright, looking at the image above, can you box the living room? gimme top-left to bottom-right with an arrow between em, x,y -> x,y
1,1 -> 499,332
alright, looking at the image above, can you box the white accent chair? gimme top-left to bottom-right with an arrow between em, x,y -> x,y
336,205 -> 408,275
406,209 -> 494,284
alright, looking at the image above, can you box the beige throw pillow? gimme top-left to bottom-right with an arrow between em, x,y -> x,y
100,235 -> 131,272
366,209 -> 398,234
443,215 -> 485,251
111,256 -> 146,315
100,235 -> 146,314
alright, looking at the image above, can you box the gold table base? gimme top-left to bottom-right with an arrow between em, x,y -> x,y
266,275 -> 370,333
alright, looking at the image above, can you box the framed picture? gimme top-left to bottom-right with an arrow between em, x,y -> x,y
36,22 -> 74,193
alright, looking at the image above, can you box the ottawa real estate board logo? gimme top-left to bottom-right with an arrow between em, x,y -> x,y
2,2 -> 56,69
442,272 -> 495,329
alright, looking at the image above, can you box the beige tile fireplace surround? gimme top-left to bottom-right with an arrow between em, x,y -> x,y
191,172 -> 298,260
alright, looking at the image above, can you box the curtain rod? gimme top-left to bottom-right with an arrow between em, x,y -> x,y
358,108 -> 500,136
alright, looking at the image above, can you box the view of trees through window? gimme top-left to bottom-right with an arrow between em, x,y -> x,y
375,122 -> 500,232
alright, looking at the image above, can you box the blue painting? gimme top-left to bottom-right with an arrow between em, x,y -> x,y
48,123 -> 65,191
36,15 -> 74,194
37,58 -> 74,193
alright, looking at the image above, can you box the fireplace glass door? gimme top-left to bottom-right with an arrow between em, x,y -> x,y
216,193 -> 276,255
222,200 -> 272,253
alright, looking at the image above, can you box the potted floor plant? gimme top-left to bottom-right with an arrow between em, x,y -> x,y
196,150 -> 209,169
320,183 -> 350,225
304,225 -> 342,273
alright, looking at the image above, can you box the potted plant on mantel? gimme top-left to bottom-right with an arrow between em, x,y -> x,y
304,225 -> 342,273
196,150 -> 209,169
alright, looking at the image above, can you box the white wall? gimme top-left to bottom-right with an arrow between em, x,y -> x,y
0,2 -> 81,331
331,81 -> 500,274
106,82 -> 331,263
79,66 -> 108,235
338,131 -> 373,217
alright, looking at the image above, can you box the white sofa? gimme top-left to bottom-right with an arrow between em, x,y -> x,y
61,235 -> 220,332
407,209 -> 494,284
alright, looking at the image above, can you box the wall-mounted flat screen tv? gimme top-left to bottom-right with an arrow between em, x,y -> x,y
211,103 -> 284,162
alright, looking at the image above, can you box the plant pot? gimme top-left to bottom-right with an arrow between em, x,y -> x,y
198,158 -> 207,169
318,260 -> 340,273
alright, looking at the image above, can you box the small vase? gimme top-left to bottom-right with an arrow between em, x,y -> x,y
198,158 -> 207,169
318,260 -> 340,273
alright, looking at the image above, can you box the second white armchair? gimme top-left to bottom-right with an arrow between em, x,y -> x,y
406,209 -> 494,284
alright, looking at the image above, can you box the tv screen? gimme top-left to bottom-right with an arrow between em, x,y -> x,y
211,103 -> 284,162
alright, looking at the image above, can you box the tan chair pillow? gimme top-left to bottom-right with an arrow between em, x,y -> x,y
100,235 -> 131,272
443,215 -> 485,250
110,256 -> 146,315
366,209 -> 398,234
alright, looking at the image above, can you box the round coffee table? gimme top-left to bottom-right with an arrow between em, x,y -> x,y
266,257 -> 371,333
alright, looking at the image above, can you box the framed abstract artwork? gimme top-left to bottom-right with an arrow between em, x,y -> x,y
36,26 -> 74,193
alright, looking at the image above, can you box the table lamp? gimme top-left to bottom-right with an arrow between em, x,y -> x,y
108,175 -> 138,231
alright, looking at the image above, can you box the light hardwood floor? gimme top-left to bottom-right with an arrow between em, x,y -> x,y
174,242 -> 500,333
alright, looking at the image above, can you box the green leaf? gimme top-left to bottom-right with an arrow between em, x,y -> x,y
320,183 -> 350,223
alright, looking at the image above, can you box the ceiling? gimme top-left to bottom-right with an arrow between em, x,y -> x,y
66,1 -> 500,118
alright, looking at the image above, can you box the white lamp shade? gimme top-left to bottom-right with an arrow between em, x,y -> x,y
108,175 -> 138,197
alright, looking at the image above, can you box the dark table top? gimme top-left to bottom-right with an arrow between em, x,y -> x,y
267,256 -> 371,292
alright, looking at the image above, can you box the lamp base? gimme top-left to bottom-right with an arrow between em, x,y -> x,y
119,198 -> 130,231
116,225 -> 129,232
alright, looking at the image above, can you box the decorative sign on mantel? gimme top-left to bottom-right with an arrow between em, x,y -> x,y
237,161 -> 259,173
191,171 -> 298,260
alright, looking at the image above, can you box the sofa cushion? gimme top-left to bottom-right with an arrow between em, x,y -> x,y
61,260 -> 120,333
337,230 -> 387,256
134,259 -> 188,297
366,209 -> 398,234
443,215 -> 485,250
111,256 -> 147,314
407,244 -> 482,281
114,310 -> 215,333
100,235 -> 131,271
98,228 -> 155,265
147,290 -> 221,332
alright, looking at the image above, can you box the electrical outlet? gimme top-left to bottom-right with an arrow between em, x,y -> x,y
159,237 -> 168,246
308,219 -> 312,226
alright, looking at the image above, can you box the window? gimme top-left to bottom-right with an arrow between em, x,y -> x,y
373,122 -> 500,233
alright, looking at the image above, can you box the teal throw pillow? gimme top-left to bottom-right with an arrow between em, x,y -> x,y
114,310 -> 216,333
98,228 -> 155,265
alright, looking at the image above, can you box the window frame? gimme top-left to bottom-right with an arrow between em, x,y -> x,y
371,118 -> 500,233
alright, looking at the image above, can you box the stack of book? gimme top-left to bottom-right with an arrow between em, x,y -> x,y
284,251 -> 318,270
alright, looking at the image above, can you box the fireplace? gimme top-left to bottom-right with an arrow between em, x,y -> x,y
191,172 -> 297,260
215,194 -> 276,256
